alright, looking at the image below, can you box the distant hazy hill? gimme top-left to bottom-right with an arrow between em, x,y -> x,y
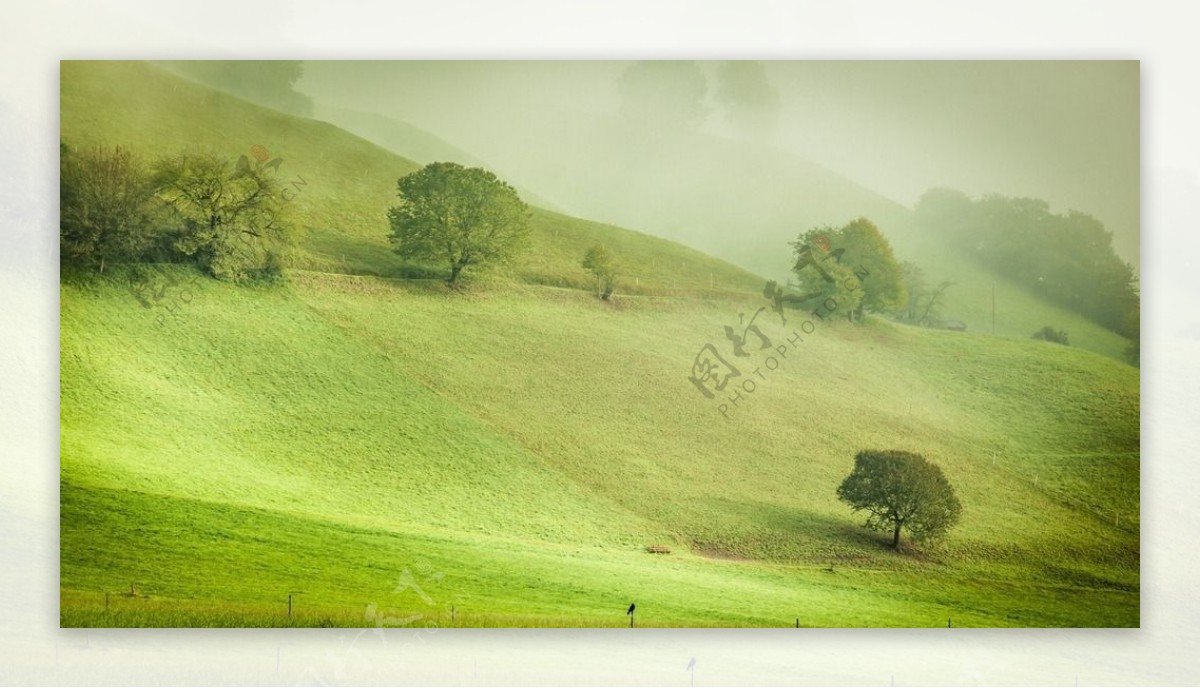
460,115 -> 1132,360
60,61 -> 761,296
311,102 -> 565,212
477,118 -> 916,282
307,77 -> 1133,361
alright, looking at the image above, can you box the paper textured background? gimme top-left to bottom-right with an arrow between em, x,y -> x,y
2,0 -> 1198,683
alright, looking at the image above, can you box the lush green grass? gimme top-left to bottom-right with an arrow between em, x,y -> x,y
61,270 -> 1137,627
62,462 -> 1134,629
60,61 -> 1139,627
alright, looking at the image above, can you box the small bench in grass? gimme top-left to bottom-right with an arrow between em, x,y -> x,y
645,544 -> 672,554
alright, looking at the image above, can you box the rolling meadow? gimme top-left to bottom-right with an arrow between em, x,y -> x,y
59,61 -> 1139,627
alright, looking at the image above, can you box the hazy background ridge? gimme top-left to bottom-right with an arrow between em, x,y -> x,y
296,60 -> 1140,266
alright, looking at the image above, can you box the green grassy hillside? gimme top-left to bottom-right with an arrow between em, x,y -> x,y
61,271 -> 1138,627
60,61 -> 761,297
59,61 -> 1139,627
299,84 -> 1135,363
63,60 -> 1131,362
453,115 -> 917,284
894,231 -> 1134,362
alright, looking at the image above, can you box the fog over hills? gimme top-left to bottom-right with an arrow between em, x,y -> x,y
298,61 -> 1139,268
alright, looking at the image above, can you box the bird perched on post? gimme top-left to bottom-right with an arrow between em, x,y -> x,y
627,602 -> 636,627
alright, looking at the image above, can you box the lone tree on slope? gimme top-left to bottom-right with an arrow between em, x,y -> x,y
836,449 -> 962,549
581,243 -> 617,299
387,162 -> 530,286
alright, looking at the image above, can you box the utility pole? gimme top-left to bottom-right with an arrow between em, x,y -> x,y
992,283 -> 996,335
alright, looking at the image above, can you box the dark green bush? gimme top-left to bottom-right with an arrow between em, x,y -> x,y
1032,325 -> 1070,345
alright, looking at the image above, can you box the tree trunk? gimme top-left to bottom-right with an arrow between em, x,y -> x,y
892,523 -> 901,548
448,263 -> 463,285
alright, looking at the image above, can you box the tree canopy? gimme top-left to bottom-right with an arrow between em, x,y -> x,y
836,449 -> 962,549
152,150 -> 292,282
915,188 -> 1138,341
387,162 -> 530,285
714,61 -> 780,141
581,243 -> 617,299
838,218 -> 906,316
60,144 -> 158,273
162,60 -> 313,117
789,218 -> 905,321
60,142 -> 292,283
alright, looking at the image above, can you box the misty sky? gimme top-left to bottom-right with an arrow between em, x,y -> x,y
298,61 -> 1139,265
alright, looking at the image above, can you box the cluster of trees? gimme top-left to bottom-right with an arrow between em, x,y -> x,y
788,218 -> 907,322
914,188 -> 1139,341
617,61 -> 781,140
782,217 -> 967,331
60,143 -> 292,282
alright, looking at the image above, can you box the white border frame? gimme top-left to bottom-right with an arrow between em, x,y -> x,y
3,1 -> 1197,683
